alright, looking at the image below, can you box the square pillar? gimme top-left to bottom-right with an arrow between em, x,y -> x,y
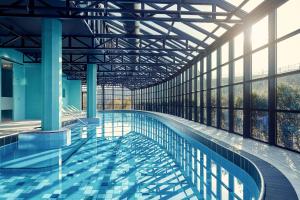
87,64 -> 97,118
41,19 -> 62,131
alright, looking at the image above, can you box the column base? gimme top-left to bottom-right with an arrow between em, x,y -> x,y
18,128 -> 71,150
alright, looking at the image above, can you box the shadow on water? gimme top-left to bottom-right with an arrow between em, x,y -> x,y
0,131 -> 197,199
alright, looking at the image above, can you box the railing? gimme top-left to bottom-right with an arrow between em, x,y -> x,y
62,106 -> 87,126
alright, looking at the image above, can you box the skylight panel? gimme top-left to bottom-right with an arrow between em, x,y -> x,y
107,2 -> 119,9
205,37 -> 215,45
193,22 -> 218,33
176,51 -> 188,58
224,0 -> 245,7
192,52 -> 198,56
241,0 -> 264,13
214,27 -> 227,37
154,4 -> 169,8
140,24 -> 161,35
191,5 -> 212,12
173,22 -> 207,41
165,4 -> 177,11
143,21 -> 169,34
167,40 -> 185,49
187,56 -> 193,60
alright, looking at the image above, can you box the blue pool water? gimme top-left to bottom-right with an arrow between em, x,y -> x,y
0,112 -> 260,200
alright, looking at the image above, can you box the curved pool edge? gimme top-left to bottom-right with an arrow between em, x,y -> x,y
140,110 -> 299,200
0,121 -> 94,173
100,110 -> 298,200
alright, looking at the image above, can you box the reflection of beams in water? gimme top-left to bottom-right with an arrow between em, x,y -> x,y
130,132 -> 199,198
0,120 -> 196,199
109,132 -> 197,199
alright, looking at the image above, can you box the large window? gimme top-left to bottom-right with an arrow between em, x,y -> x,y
94,85 -> 132,111
275,0 -> 300,152
132,0 -> 300,153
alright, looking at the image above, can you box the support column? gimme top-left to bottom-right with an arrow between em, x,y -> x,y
41,19 -> 62,131
87,64 -> 97,118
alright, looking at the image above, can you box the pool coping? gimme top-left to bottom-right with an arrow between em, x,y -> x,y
0,119 -> 79,148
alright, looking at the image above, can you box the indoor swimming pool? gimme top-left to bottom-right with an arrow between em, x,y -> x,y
0,112 -> 261,200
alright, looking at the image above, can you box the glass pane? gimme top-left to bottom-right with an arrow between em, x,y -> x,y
221,109 -> 229,130
221,65 -> 229,86
234,110 -> 243,134
197,61 -> 201,76
203,57 -> 207,73
222,42 -> 229,64
277,112 -> 300,152
234,32 -> 244,58
211,50 -> 217,69
211,70 -> 217,88
251,111 -> 269,142
234,84 -> 243,109
277,0 -> 300,38
252,48 -> 268,79
252,15 -> 268,50
203,74 -> 207,90
234,58 -> 243,83
197,77 -> 201,91
252,80 -> 268,109
277,73 -> 300,111
211,108 -> 217,127
277,34 -> 300,74
221,87 -> 229,108
211,89 -> 217,107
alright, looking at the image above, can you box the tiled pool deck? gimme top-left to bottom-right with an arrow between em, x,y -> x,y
147,111 -> 300,199
0,115 -> 85,137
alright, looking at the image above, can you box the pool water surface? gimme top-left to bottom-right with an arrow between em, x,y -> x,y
0,112 -> 260,200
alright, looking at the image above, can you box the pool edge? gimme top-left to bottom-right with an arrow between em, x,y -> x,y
99,110 -> 298,200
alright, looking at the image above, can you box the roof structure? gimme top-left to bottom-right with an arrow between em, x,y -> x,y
0,0 -> 271,89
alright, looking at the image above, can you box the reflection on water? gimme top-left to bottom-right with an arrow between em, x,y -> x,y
97,112 -> 133,139
81,127 -> 87,138
0,112 -> 259,200
97,112 -> 259,200
66,129 -> 72,146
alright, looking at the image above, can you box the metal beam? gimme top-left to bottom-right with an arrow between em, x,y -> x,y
0,5 -> 242,23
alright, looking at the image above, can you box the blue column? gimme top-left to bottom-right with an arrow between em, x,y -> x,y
41,19 -> 62,131
87,64 -> 97,118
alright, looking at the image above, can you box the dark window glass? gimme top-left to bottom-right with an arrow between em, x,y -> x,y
252,80 -> 268,109
221,109 -> 229,130
277,112 -> 300,152
234,84 -> 243,109
251,111 -> 269,142
277,74 -> 300,111
234,110 -> 243,134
